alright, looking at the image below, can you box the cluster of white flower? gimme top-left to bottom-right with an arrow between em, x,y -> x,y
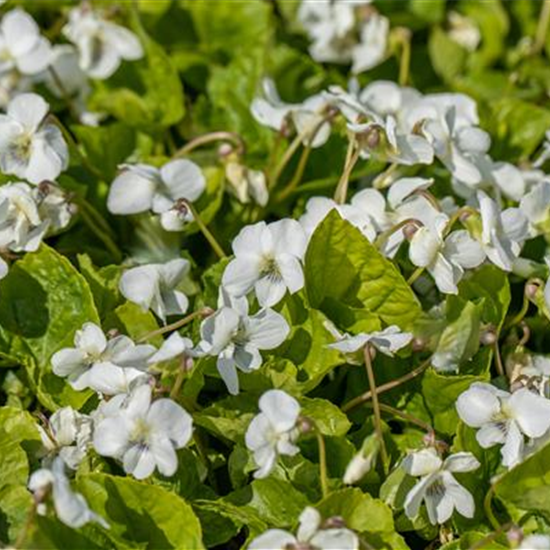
298,0 -> 389,74
8,1 -> 550,546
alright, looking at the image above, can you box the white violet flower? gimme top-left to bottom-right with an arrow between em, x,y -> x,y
0,93 -> 68,183
403,447 -> 479,525
245,389 -> 301,479
93,384 -> 193,479
51,322 -> 156,395
222,218 -> 307,307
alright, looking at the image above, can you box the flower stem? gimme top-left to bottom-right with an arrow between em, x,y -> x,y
407,266 -> 424,286
182,199 -> 226,259
138,308 -> 212,342
77,203 -> 123,262
483,484 -> 501,531
363,344 -> 389,473
174,131 -> 245,158
376,402 -> 435,440
493,341 -> 505,379
533,0 -> 550,55
275,144 -> 312,202
169,356 -> 188,400
342,357 -> 432,413
334,142 -> 360,204
397,28 -> 412,86
374,218 -> 422,249
14,502 -> 36,549
315,427 -> 329,499
503,289 -> 530,330
269,132 -> 303,190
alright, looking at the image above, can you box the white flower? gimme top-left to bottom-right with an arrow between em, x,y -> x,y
245,390 -> 301,479
448,11 -> 481,52
225,161 -> 268,207
93,384 -> 193,479
196,291 -> 289,395
0,93 -> 68,184
0,9 -> 52,76
222,219 -> 307,307
51,322 -> 156,395
38,407 -> 93,470
251,78 -> 332,148
34,180 -> 73,233
409,214 -> 485,294
520,535 -> 550,549
119,258 -> 190,323
63,6 -> 143,80
107,160 -> 205,231
29,457 -> 108,529
456,383 -> 550,467
328,325 -> 412,356
0,182 -> 48,252
148,332 -> 194,365
534,130 -> 550,168
351,12 -> 389,74
477,190 -> 528,271
403,448 -> 479,525
520,180 -> 550,237
343,433 -> 379,485
249,506 -> 359,550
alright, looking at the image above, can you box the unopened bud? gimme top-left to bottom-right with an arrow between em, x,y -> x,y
480,326 -> 497,346
506,525 -> 523,546
217,143 -> 234,158
359,126 -> 381,149
106,328 -> 120,339
322,516 -> 346,529
296,416 -> 314,435
411,337 -> 426,352
525,279 -> 541,300
459,210 -> 472,223
403,222 -> 420,241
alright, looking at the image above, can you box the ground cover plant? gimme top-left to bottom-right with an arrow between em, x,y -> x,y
3,0 -> 550,548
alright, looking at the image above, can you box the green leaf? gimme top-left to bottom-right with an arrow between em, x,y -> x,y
458,266 -> 510,329
489,97 -> 550,159
431,298 -> 482,373
317,488 -> 407,548
305,210 -> 422,330
224,478 -> 310,528
428,27 -> 468,82
422,367 -> 489,435
300,397 -> 351,437
278,293 -> 344,392
0,407 -> 41,544
183,0 -> 273,59
91,14 -> 185,130
77,255 -> 123,322
106,302 -> 162,346
495,441 -> 550,522
78,473 -> 205,550
409,0 -> 446,23
72,123 -> 136,182
0,245 -> 99,411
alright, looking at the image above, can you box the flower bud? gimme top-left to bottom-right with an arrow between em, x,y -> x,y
106,328 -> 120,339
506,525 -> 523,547
322,516 -> 346,529
296,416 -> 314,435
343,434 -> 379,485
403,221 -> 420,241
525,279 -> 542,300
411,337 -> 426,352
480,326 -> 497,346
217,142 -> 234,158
